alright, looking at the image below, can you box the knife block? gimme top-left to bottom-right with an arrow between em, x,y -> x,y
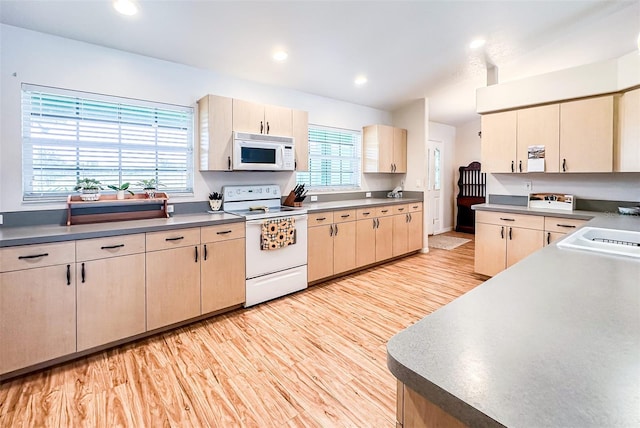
283,191 -> 302,207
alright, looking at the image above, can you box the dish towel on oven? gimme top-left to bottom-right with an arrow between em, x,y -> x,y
261,217 -> 296,250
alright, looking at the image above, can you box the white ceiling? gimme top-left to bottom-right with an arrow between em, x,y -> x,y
1,0 -> 639,125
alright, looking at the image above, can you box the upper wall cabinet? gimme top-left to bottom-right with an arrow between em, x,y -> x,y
363,124 -> 407,173
480,110 -> 517,173
232,99 -> 293,137
615,87 -> 640,172
517,104 -> 560,173
559,95 -> 614,173
198,94 -> 309,171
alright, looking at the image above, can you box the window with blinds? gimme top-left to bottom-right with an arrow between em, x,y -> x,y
21,84 -> 194,201
296,125 -> 361,189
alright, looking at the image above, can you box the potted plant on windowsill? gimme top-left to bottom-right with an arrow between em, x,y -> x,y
107,182 -> 134,200
74,178 -> 103,201
137,179 -> 163,199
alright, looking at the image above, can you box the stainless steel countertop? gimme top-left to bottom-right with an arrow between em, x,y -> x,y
387,214 -> 640,427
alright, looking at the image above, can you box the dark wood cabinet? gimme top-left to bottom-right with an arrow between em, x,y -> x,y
455,161 -> 486,234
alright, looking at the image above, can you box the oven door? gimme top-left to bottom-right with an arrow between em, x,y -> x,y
245,215 -> 308,279
233,140 -> 283,171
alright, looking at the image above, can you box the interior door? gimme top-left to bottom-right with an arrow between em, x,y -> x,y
427,140 -> 444,235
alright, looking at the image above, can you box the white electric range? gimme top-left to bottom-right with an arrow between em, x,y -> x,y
223,184 -> 308,307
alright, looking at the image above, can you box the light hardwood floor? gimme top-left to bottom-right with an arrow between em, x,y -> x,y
0,232 -> 486,427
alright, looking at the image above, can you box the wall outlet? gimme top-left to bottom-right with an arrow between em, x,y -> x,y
365,192 -> 372,198
524,181 -> 533,192
167,204 -> 174,213
310,195 -> 318,202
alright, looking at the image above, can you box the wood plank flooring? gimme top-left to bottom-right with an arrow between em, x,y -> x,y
0,232 -> 487,427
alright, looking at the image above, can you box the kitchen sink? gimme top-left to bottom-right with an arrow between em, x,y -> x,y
557,227 -> 640,258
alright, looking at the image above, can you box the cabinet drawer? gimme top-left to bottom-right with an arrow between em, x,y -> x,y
0,241 -> 75,273
76,234 -> 145,262
476,211 -> 544,230
146,228 -> 200,252
333,209 -> 356,223
376,206 -> 394,217
408,202 -> 423,213
201,222 -> 245,243
544,217 -> 587,233
308,212 -> 334,226
392,204 -> 409,215
356,207 -> 376,220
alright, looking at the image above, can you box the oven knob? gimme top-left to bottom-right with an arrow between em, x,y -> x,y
236,189 -> 241,195
258,188 -> 262,193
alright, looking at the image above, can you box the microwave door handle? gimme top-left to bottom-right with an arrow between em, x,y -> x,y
279,145 -> 285,168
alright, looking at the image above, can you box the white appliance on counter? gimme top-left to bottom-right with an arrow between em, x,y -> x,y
223,184 -> 307,307
232,132 -> 295,171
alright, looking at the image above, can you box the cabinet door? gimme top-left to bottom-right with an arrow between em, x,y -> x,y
517,104 -> 560,173
616,88 -> 640,172
506,227 -> 544,268
393,127 -> 407,173
146,246 -> 201,330
356,218 -> 377,267
1,265 -> 76,374
560,96 -> 614,172
392,214 -> 409,256
378,125 -> 395,172
233,99 -> 265,134
293,109 -> 309,171
375,216 -> 394,261
264,104 -> 293,136
77,253 -> 146,351
198,95 -> 233,171
333,221 -> 356,275
474,222 -> 506,276
544,231 -> 566,246
201,239 -> 245,314
308,225 -> 334,282
481,111 -> 517,173
407,210 -> 423,252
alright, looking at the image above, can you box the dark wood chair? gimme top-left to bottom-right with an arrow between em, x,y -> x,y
455,161 -> 486,234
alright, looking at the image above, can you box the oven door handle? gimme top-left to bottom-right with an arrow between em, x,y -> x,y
245,215 -> 308,225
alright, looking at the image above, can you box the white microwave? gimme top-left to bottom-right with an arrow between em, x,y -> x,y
233,132 -> 295,171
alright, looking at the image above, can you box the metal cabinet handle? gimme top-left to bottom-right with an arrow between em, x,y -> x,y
499,217 -> 515,222
204,244 -> 208,261
101,244 -> 124,250
340,214 -> 350,218
216,230 -> 232,235
511,160 -> 514,173
556,224 -> 576,228
266,122 -> 270,134
362,212 -> 370,216
547,232 -> 551,245
260,121 -> 264,134
329,224 -> 334,236
195,246 -> 198,263
381,209 -> 389,213
165,236 -> 184,242
316,217 -> 326,221
81,262 -> 86,283
398,207 -> 405,211
376,218 -> 380,228
562,158 -> 567,172
405,214 -> 409,223
508,227 -> 513,240
409,213 -> 412,222
18,253 -> 49,260
334,224 -> 339,236
66,264 -> 71,286
500,226 -> 504,239
519,160 -> 522,172
228,156 -> 231,170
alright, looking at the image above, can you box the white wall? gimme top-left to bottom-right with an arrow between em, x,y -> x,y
0,24 -> 395,212
454,118 -> 481,168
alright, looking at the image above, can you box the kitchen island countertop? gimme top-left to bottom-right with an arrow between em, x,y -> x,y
0,212 -> 243,247
387,214 -> 640,427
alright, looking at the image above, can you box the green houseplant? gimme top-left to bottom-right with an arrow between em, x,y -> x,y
137,179 -> 163,198
208,191 -> 223,211
107,182 -> 134,200
74,178 -> 103,201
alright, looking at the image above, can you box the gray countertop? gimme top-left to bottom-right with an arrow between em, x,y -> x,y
387,214 -> 640,427
305,197 -> 422,213
472,202 -> 597,220
0,212 -> 243,247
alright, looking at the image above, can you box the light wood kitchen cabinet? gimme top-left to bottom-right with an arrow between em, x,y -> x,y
146,228 -> 201,330
201,223 -> 246,314
517,104 -> 560,173
75,234 -> 146,351
363,124 -> 407,173
0,242 -> 76,375
293,109 -> 309,171
559,95 -> 614,172
615,87 -> 640,172
480,110 -> 517,173
407,203 -> 424,252
391,202 -> 424,256
474,211 -> 544,276
307,210 -> 357,282
233,99 -> 293,136
543,217 -> 587,246
355,206 -> 395,267
198,94 -> 233,171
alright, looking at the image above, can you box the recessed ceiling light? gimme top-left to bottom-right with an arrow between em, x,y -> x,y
354,75 -> 368,86
469,38 -> 486,49
273,51 -> 288,62
113,0 -> 138,16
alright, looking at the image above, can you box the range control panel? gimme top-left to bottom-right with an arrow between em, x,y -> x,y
222,184 -> 281,202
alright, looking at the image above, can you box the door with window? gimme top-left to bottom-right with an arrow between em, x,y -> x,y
428,140 -> 444,235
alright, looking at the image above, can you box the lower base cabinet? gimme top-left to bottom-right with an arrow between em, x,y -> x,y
201,236 -> 246,314
396,380 -> 466,428
308,210 -> 357,282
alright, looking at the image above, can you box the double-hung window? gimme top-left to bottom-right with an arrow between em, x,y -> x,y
22,84 -> 194,201
296,124 -> 361,189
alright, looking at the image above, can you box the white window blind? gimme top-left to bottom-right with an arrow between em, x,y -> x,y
22,84 -> 194,200
296,124 -> 361,189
